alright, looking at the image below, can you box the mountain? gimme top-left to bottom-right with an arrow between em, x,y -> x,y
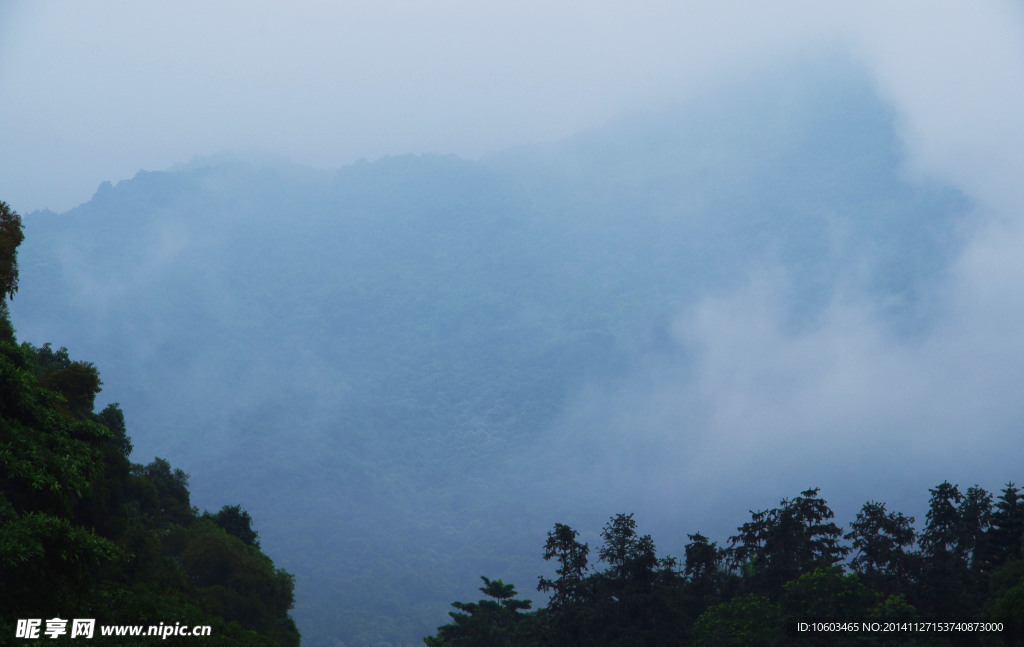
11,57 -> 971,646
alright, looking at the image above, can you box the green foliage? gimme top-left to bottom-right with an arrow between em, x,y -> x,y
920,482 -> 964,560
727,488 -> 849,595
959,485 -> 994,571
682,532 -> 734,622
0,343 -> 300,643
0,200 -> 23,323
534,523 -> 593,646
134,457 -> 194,526
25,342 -> 104,418
597,513 -> 657,583
846,501 -> 917,594
780,567 -> 877,621
204,504 -> 261,547
692,594 -> 783,647
0,508 -> 123,611
0,342 -> 111,515
915,482 -> 996,618
169,520 -> 296,642
537,522 -> 590,609
989,483 -> 1024,567
97,401 -> 133,458
425,576 -> 533,647
987,559 -> 1024,643
588,513 -> 685,645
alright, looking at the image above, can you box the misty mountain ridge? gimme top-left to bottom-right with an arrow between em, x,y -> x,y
13,60 -> 974,647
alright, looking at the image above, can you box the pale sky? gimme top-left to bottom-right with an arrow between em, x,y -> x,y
3,1 -> 1020,214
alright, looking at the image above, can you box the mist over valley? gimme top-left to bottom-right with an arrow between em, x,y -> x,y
10,50 -> 1022,645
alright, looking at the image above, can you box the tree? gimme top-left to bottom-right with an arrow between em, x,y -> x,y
0,201 -> 23,322
728,488 -> 848,594
205,504 -> 261,547
134,457 -> 194,526
685,533 -> 720,583
958,485 -> 992,571
424,576 -> 533,647
919,481 -> 963,560
537,523 -> 590,609
684,532 -> 731,602
536,523 -> 592,645
917,481 -> 990,617
598,513 -> 659,585
97,402 -> 133,459
590,513 -> 683,645
780,567 -> 876,628
989,483 -> 1024,567
986,559 -> 1024,642
845,501 -> 917,594
170,520 -> 298,645
26,343 -> 103,418
692,594 -> 782,647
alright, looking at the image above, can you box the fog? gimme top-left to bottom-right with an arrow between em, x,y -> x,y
528,0 -> 1024,527
8,2 -> 1019,212
5,3 -> 1024,646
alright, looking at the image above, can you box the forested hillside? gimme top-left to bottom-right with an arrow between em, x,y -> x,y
0,202 -> 299,645
426,485 -> 1024,645
9,57 -> 1005,646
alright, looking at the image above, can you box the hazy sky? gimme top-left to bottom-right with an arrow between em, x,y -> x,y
3,1 -> 1020,214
